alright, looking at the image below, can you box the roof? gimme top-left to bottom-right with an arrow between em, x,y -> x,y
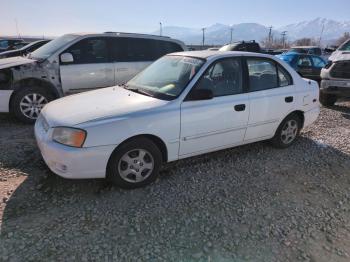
170,50 -> 275,60
291,46 -> 320,49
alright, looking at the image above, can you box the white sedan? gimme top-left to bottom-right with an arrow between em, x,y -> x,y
35,51 -> 320,188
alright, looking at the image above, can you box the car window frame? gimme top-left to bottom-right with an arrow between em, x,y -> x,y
184,56 -> 247,101
243,56 -> 293,93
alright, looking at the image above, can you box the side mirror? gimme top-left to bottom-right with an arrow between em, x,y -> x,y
186,89 -> 214,101
60,53 -> 74,63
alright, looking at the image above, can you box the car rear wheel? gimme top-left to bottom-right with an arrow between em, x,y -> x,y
320,92 -> 337,107
271,114 -> 301,149
12,87 -> 54,124
107,138 -> 162,189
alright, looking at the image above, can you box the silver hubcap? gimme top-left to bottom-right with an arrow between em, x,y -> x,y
20,93 -> 48,119
118,149 -> 154,183
281,119 -> 298,144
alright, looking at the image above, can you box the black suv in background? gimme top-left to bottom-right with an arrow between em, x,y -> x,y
219,40 -> 261,53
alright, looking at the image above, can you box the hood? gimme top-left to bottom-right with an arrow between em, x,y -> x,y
329,50 -> 350,62
0,56 -> 36,69
41,86 -> 169,127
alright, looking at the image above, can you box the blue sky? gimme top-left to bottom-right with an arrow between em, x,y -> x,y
1,0 -> 350,36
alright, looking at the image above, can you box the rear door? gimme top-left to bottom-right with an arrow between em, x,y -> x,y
245,57 -> 295,141
60,37 -> 114,94
180,58 -> 250,156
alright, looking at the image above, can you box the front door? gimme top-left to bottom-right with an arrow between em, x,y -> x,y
180,58 -> 249,156
60,37 -> 114,94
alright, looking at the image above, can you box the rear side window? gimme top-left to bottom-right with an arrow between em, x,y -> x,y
311,56 -> 326,68
278,66 -> 293,87
63,38 -> 109,64
247,58 -> 278,91
111,38 -> 183,62
196,58 -> 243,97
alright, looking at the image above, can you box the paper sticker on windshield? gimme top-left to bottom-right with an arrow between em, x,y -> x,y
181,57 -> 202,66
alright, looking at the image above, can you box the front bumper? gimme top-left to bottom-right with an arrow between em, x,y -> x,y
34,119 -> 116,179
321,79 -> 350,97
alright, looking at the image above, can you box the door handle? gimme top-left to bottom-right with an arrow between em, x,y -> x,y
285,96 -> 294,103
234,104 -> 246,111
116,68 -> 128,72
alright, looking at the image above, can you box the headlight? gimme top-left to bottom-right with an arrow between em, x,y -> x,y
52,127 -> 87,148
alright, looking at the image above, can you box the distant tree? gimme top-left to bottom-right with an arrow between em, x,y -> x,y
336,32 -> 350,46
293,38 -> 318,46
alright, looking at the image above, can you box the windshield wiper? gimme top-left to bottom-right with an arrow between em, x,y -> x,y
123,85 -> 155,98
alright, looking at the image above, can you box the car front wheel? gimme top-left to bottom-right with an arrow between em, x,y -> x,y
12,87 -> 54,124
107,138 -> 162,189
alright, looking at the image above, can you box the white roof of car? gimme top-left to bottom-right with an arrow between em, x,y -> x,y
171,50 -> 275,60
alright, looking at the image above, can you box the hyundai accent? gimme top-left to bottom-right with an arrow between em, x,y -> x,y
35,51 -> 320,188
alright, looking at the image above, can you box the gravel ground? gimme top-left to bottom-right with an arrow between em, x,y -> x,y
0,102 -> 350,262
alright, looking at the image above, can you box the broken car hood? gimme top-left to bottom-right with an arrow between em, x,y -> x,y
0,56 -> 36,69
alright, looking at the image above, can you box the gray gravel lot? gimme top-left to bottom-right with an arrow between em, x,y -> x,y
0,103 -> 350,261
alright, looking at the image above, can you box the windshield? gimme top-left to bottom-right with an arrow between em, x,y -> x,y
30,34 -> 79,60
127,55 -> 205,100
339,40 -> 350,51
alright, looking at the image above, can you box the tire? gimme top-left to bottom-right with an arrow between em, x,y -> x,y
11,86 -> 55,124
320,92 -> 337,107
107,137 -> 163,189
270,113 -> 301,149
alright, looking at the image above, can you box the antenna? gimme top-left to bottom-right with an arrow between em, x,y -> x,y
15,18 -> 22,39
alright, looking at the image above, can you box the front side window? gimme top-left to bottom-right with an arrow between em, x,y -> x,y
247,58 -> 278,91
126,55 -> 205,100
63,38 -> 108,64
195,58 -> 243,97
312,56 -> 326,68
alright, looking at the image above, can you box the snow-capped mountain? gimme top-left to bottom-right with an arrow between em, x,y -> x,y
153,18 -> 350,45
277,18 -> 350,41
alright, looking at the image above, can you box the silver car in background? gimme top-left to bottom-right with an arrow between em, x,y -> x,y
0,32 -> 187,123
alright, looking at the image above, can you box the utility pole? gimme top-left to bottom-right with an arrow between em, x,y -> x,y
281,31 -> 287,48
268,26 -> 273,47
230,26 -> 234,44
201,27 -> 206,48
159,22 -> 163,36
318,22 -> 325,47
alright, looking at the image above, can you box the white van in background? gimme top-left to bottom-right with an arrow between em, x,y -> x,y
0,32 -> 187,123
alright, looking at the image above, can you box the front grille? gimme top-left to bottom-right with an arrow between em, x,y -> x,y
330,61 -> 350,79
